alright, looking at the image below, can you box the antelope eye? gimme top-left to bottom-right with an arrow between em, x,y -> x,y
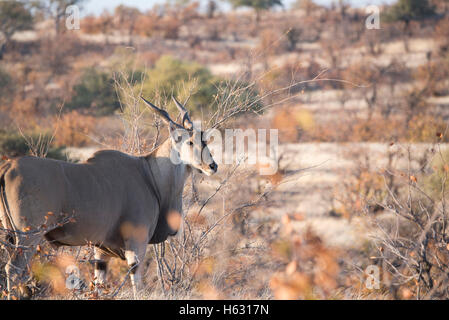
187,141 -> 193,146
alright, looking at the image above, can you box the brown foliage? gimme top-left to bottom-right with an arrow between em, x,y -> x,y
270,229 -> 340,299
54,111 -> 95,147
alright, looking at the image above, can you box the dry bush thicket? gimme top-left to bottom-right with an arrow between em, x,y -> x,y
2,1 -> 449,300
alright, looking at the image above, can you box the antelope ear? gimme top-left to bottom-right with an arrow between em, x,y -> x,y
168,122 -> 187,147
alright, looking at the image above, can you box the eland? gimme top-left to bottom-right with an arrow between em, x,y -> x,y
0,97 -> 218,299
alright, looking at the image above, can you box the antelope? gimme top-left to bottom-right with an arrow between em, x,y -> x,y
0,97 -> 218,299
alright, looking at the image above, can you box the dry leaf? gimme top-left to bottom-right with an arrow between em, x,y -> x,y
281,214 -> 291,225
401,288 -> 413,299
286,261 -> 297,275
292,213 -> 304,221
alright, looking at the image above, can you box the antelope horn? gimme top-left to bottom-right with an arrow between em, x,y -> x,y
172,96 -> 193,130
141,96 -> 183,129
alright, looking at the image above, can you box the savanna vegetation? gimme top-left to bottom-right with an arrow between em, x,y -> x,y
1,0 -> 449,300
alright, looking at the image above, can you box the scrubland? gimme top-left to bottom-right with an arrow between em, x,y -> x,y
1,0 -> 449,300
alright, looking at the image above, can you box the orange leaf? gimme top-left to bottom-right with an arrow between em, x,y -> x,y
410,176 -> 417,183
281,214 -> 291,225
292,213 -> 304,221
286,261 -> 297,275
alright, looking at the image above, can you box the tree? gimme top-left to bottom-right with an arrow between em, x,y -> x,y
228,0 -> 283,23
66,68 -> 121,116
285,27 -> 302,51
0,66 -> 15,104
206,0 -> 217,18
433,0 -> 449,13
113,5 -> 141,46
387,0 -> 436,52
387,0 -> 436,22
32,0 -> 84,35
292,0 -> 320,15
0,1 -> 33,58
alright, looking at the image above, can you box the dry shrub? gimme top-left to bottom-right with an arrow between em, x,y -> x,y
179,2 -> 201,22
54,111 -> 96,147
135,3 -> 200,40
360,28 -> 384,56
8,96 -> 39,127
371,146 -> 449,299
271,107 -> 314,143
82,12 -> 114,36
258,30 -> 286,65
135,12 -> 158,37
320,37 -> 345,69
335,146 -> 392,220
309,116 -> 403,143
434,17 -> 449,56
82,15 -> 102,34
259,58 -> 324,94
413,61 -> 449,97
38,33 -> 80,75
349,117 -> 403,142
271,108 -> 299,142
270,225 -> 340,300
406,114 -> 449,143
337,141 -> 449,299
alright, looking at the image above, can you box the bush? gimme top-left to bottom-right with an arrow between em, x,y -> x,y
386,0 -> 436,22
66,68 -> 121,116
0,66 -> 14,105
141,56 -> 218,113
424,148 -> 449,199
54,111 -> 96,147
0,130 -> 66,160
376,148 -> 449,299
140,55 -> 261,117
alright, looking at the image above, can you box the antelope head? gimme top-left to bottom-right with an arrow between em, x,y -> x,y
141,96 -> 218,176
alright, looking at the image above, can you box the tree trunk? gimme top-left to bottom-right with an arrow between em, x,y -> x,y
255,9 -> 261,26
402,20 -> 411,53
0,41 -> 6,60
55,15 -> 61,35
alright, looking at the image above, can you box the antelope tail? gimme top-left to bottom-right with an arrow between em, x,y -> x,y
0,161 -> 14,241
